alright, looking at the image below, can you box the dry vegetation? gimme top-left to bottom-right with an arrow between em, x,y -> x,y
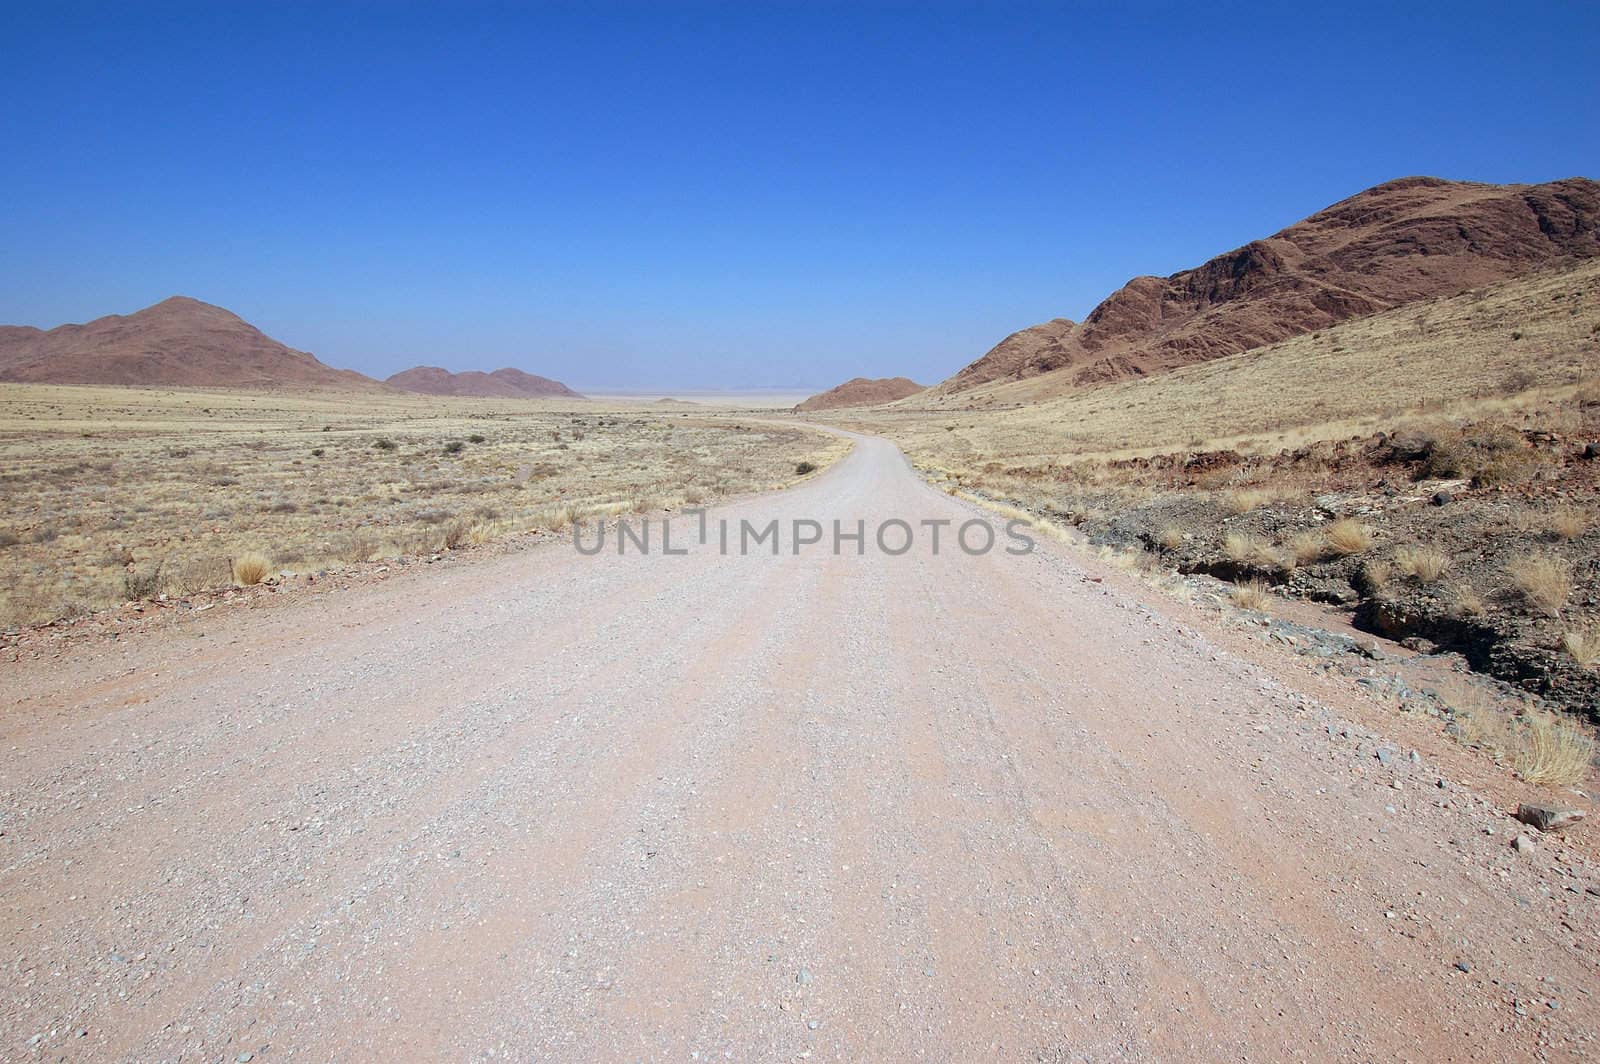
0,385 -> 846,627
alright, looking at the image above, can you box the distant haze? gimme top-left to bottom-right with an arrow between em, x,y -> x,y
2,5 -> 1596,388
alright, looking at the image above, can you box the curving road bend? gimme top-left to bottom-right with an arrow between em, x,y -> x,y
3,433 -> 1597,1061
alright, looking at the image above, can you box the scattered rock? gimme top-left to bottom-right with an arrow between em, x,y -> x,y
1514,803 -> 1586,833
1512,834 -> 1536,853
796,968 -> 813,986
1431,490 -> 1453,506
1584,442 -> 1599,460
1454,960 -> 1473,973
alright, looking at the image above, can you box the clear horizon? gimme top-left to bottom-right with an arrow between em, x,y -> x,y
3,2 -> 1597,390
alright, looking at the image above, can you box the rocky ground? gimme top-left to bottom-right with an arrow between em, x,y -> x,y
941,395 -> 1600,723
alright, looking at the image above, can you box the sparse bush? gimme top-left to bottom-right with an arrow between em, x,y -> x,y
683,487 -> 706,505
1394,545 -> 1450,583
123,560 -> 165,600
1564,628 -> 1600,667
443,441 -> 465,455
441,520 -> 470,549
629,493 -> 659,514
1232,579 -> 1271,611
373,437 -> 397,451
1322,518 -> 1373,557
795,461 -> 818,475
1508,554 -> 1573,616
231,552 -> 272,586
468,433 -> 487,444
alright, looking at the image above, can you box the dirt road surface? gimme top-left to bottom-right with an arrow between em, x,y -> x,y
4,435 -> 1597,1061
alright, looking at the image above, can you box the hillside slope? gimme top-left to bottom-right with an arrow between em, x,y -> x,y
0,297 -> 376,389
938,176 -> 1600,396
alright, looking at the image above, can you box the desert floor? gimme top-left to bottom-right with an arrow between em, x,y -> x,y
3,431 -> 1597,1061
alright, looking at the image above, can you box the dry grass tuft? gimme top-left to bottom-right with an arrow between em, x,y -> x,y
1223,488 -> 1273,515
1515,710 -> 1596,785
1508,554 -> 1573,616
1394,545 -> 1451,583
1156,525 -> 1184,550
231,552 -> 272,586
1231,578 -> 1271,611
1550,507 -> 1590,541
1450,582 -> 1487,618
1360,560 -> 1392,596
1322,518 -> 1374,557
1289,529 -> 1328,565
1563,628 -> 1600,667
1223,532 -> 1285,570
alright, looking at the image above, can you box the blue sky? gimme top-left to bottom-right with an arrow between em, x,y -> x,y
3,2 -> 1597,390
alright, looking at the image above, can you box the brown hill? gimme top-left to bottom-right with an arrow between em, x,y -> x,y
0,296 -> 377,389
795,376 -> 926,411
938,176 -> 1600,395
385,365 -> 582,399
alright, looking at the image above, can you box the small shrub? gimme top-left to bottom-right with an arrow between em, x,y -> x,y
1508,554 -> 1573,616
310,448 -> 325,457
1232,579 -> 1271,611
441,520 -> 470,549
373,437 -> 397,451
443,441 -> 465,455
468,433 -> 487,444
629,493 -> 659,514
795,461 -> 818,475
232,552 -> 272,586
1394,545 -> 1450,583
1156,525 -> 1184,551
1223,488 -> 1272,514
1323,518 -> 1373,557
0,530 -> 18,548
1564,628 -> 1600,666
683,487 -> 706,506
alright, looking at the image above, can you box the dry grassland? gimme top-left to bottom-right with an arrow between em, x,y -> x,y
0,386 -> 846,627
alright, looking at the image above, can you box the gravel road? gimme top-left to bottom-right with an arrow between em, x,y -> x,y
3,434 -> 1597,1061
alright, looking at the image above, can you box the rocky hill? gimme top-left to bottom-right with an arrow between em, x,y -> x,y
795,376 -> 926,411
0,296 -> 377,389
940,176 -> 1600,395
385,365 -> 582,398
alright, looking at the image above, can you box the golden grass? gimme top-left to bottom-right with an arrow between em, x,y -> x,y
0,384 -> 847,626
1156,525 -> 1184,550
231,552 -> 272,586
1322,518 -> 1374,557
1231,578 -> 1271,611
1508,554 -> 1574,616
1563,628 -> 1600,667
1394,545 -> 1451,583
